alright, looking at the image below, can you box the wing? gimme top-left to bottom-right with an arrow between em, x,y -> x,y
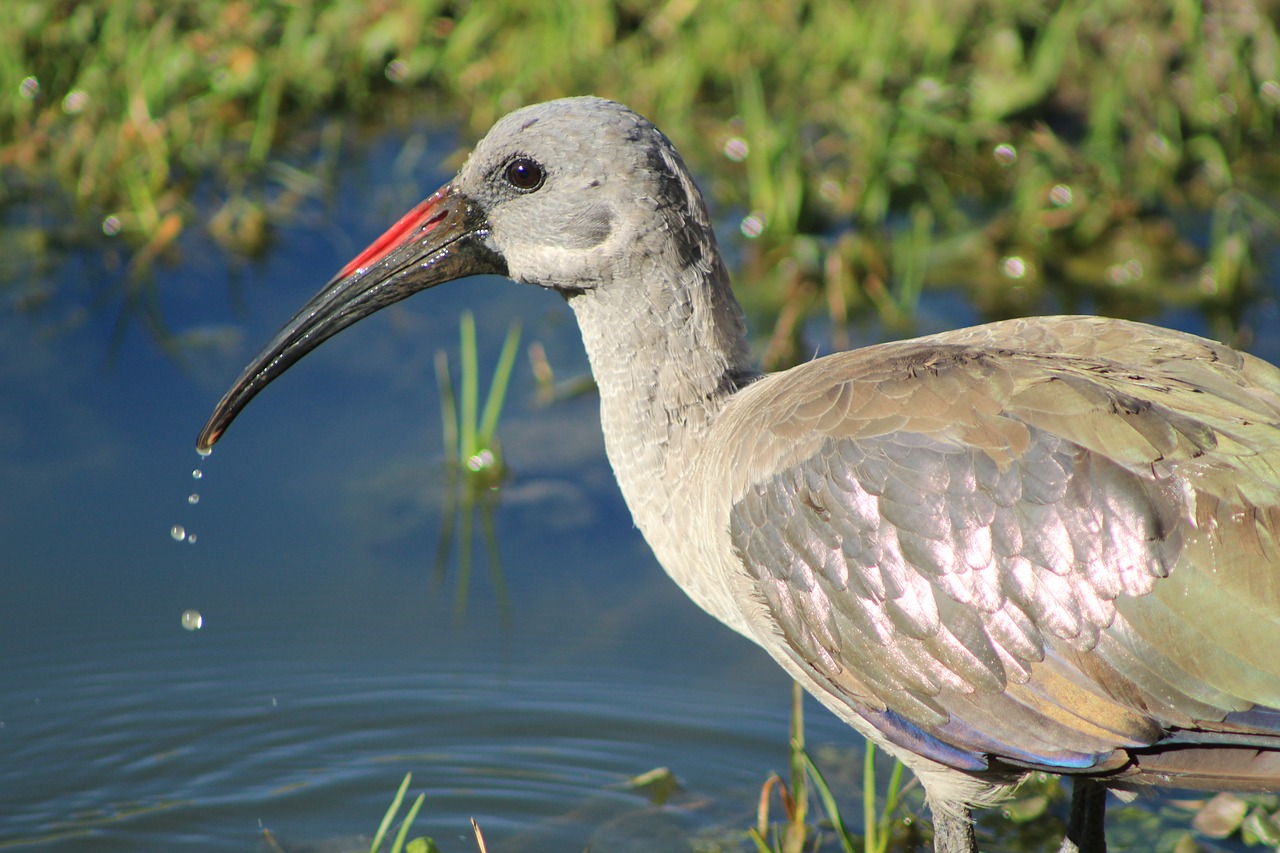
716,316 -> 1280,775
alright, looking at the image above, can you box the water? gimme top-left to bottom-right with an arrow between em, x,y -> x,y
5,124 -> 1280,852
0,132 -> 811,853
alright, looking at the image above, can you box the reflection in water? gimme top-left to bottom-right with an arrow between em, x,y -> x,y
432,464 -> 510,625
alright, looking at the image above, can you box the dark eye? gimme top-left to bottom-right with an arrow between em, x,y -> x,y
504,157 -> 545,191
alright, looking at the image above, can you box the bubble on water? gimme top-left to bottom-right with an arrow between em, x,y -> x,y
181,609 -> 203,631
192,468 -> 203,480
188,493 -> 200,505
170,524 -> 186,542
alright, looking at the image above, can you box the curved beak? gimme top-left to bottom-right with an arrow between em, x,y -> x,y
196,185 -> 505,452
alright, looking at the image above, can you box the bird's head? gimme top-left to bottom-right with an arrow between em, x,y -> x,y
196,97 -> 715,452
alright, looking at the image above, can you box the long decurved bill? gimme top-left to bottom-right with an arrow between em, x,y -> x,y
196,186 -> 505,452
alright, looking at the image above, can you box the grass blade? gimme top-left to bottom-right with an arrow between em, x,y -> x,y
802,751 -> 856,853
390,792 -> 425,853
370,773 -> 411,853
477,321 -> 521,447
459,312 -> 478,460
864,743 -> 879,853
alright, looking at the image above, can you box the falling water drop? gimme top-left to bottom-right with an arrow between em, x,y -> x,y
170,524 -> 186,542
188,493 -> 200,505
181,609 -> 203,631
192,469 -> 203,480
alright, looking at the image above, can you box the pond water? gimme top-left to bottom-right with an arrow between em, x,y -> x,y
4,123 -> 1280,852
1,131 -> 823,853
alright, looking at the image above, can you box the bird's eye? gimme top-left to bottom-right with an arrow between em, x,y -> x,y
504,157 -> 545,191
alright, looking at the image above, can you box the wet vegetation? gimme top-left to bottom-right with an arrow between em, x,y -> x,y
6,0 -> 1280,357
7,1 -> 1280,850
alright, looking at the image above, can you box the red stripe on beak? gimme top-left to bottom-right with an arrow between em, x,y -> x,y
336,188 -> 450,280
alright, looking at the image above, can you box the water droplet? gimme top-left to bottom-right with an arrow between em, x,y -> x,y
192,468 -> 203,480
722,137 -> 749,162
18,76 -> 39,99
1105,258 -> 1144,286
181,609 -> 203,631
188,493 -> 200,505
466,449 -> 495,472
1000,256 -> 1027,279
1048,184 -> 1072,207
993,143 -> 1017,166
170,524 -> 186,542
196,447 -> 212,458
186,533 -> 197,544
739,213 -> 766,239
61,88 -> 89,114
385,58 -> 409,83
102,215 -> 121,237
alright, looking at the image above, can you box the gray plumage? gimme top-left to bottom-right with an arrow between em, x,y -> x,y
197,97 -> 1280,853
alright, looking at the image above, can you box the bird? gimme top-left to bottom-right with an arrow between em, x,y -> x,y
197,96 -> 1280,853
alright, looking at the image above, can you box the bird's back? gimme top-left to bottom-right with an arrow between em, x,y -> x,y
690,315 -> 1280,793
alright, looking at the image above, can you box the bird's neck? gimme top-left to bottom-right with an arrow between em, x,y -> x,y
566,251 -> 755,564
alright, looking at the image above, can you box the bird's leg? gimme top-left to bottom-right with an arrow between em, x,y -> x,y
1058,778 -> 1107,853
929,803 -> 976,853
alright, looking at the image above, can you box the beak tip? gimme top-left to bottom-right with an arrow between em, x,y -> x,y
196,428 -> 221,454
194,184 -> 494,458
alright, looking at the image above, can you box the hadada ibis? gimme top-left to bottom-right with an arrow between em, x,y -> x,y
197,97 -> 1280,853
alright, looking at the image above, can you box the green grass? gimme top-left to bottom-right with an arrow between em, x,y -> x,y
430,311 -> 521,621
751,683 -> 911,853
370,773 -> 433,853
363,773 -> 492,853
4,1 -> 1280,354
434,311 -> 522,489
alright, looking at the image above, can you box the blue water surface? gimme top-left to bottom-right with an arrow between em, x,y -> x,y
0,130 -> 812,852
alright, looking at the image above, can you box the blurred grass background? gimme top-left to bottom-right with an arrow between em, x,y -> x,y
4,0 -> 1280,363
